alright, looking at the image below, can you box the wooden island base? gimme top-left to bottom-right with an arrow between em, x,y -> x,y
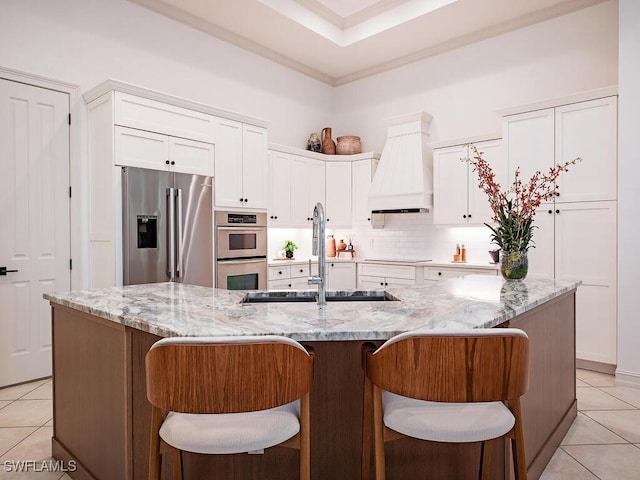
51,291 -> 576,480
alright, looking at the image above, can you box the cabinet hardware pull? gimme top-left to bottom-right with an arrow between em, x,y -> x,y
556,209 -> 560,214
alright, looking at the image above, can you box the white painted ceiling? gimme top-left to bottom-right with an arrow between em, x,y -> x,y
129,0 -> 606,85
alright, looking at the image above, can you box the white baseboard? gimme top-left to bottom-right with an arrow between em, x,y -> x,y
614,369 -> 640,389
576,358 -> 616,375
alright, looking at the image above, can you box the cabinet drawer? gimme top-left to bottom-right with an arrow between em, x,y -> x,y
425,266 -> 498,280
290,264 -> 316,279
268,279 -> 294,290
268,265 -> 291,280
358,263 -> 416,280
114,92 -> 215,143
358,275 -> 415,288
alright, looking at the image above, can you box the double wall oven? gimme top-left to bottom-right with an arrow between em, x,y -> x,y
215,211 -> 267,290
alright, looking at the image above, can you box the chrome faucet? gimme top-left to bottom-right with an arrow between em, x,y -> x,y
308,202 -> 326,306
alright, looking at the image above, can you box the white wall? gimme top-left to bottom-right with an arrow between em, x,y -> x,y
0,0 -> 333,146
333,1 -> 618,152
0,0 -> 334,288
616,0 -> 640,388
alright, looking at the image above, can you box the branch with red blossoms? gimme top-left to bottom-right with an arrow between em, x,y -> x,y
463,144 -> 581,223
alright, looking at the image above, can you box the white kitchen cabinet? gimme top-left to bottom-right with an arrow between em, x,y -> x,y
424,265 -> 498,280
503,94 -> 618,367
268,262 -> 316,290
357,263 -> 417,289
556,202 -> 616,365
503,97 -> 617,203
503,108 -> 555,183
267,151 -> 292,226
326,262 -> 356,290
214,118 -> 268,210
114,126 -> 214,176
113,91 -> 216,143
352,158 -> 378,227
325,161 -> 352,227
291,156 -> 326,227
554,97 -> 617,203
433,139 -> 504,225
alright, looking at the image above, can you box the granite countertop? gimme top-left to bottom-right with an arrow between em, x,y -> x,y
44,276 -> 580,342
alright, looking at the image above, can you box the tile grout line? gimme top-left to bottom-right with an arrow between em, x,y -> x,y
558,446 -> 603,480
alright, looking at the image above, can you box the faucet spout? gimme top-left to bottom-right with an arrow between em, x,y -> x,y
308,202 -> 326,306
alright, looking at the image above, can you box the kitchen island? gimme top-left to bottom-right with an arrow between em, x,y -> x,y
45,275 -> 578,480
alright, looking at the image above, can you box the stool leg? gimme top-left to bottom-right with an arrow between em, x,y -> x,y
362,376 -> 373,480
511,399 -> 528,480
372,386 -> 386,480
148,406 -> 163,480
479,439 -> 494,480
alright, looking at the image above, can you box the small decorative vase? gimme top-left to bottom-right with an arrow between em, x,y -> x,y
337,239 -> 347,252
321,127 -> 336,155
500,250 -> 528,281
326,235 -> 336,257
307,133 -> 321,152
286,250 -> 294,259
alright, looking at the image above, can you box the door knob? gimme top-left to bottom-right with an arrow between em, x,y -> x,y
0,267 -> 19,276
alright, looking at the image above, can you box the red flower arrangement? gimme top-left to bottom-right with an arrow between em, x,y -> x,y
464,143 -> 581,253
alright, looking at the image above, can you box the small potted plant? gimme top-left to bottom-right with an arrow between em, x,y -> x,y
282,240 -> 298,259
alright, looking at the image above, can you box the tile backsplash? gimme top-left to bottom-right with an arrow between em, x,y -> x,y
268,212 -> 497,264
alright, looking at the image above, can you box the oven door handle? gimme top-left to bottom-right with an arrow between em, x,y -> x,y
217,258 -> 266,265
216,226 -> 265,232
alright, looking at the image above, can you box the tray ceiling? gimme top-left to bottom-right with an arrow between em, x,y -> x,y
129,0 -> 607,85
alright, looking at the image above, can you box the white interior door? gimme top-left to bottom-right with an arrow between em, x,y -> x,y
0,78 -> 70,387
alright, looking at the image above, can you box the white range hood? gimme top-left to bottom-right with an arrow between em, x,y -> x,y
369,112 -> 433,213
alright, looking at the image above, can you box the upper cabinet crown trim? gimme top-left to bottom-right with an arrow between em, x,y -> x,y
269,142 -> 380,162
83,79 -> 271,129
497,85 -> 618,117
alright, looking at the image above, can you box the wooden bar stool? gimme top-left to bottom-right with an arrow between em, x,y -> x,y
362,328 -> 530,480
145,335 -> 314,480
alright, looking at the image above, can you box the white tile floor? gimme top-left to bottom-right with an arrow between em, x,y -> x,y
0,370 -> 639,479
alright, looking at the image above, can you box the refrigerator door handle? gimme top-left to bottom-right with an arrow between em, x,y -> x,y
167,187 -> 176,281
176,188 -> 183,279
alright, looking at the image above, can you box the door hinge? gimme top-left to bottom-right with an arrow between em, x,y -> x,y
69,259 -> 72,270
68,113 -> 71,125
68,186 -> 72,198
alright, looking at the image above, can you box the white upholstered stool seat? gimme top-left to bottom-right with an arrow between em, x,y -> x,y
382,391 -> 515,443
160,400 -> 300,454
362,328 -> 530,480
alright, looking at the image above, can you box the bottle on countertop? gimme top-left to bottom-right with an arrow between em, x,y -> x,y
461,244 -> 467,262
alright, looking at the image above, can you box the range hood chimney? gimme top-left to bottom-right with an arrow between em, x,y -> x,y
369,112 -> 433,213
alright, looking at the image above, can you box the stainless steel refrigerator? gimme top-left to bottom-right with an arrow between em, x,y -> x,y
122,166 -> 213,287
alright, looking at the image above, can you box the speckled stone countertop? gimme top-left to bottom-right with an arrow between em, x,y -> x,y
44,276 -> 579,342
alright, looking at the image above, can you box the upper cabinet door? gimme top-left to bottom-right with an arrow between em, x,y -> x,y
555,97 -> 617,203
503,108 -> 555,184
114,126 -> 169,170
242,124 -> 268,210
268,151 -> 292,225
114,92 -> 216,143
351,158 -> 377,227
214,118 -> 244,208
325,161 -> 352,227
433,144 -> 468,225
169,137 -> 214,176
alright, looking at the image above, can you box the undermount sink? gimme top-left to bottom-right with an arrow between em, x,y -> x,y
241,290 -> 400,304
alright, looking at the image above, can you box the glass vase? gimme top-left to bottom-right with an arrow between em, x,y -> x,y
500,250 -> 528,281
